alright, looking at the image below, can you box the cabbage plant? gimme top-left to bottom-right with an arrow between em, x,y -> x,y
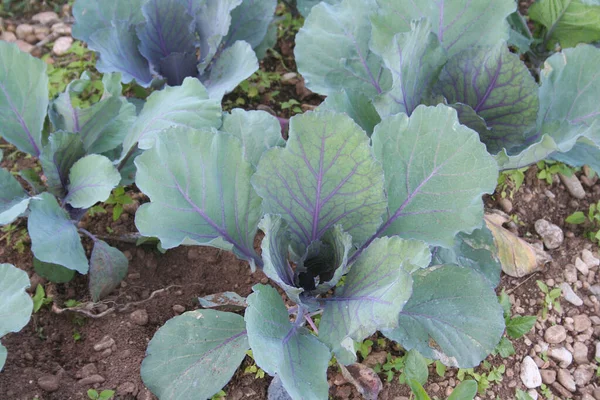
137,105 -> 505,399
72,0 -> 277,99
294,0 -> 600,172
0,263 -> 33,372
0,41 -> 223,300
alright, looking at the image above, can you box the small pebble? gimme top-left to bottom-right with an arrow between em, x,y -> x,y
520,356 -> 542,389
557,369 -> 576,392
78,375 -> 105,386
544,325 -> 567,344
559,282 -> 583,306
130,309 -> 149,326
37,375 -> 60,392
172,305 -> 185,314
559,173 -> 586,199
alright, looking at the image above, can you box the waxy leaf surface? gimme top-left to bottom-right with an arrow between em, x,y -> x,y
49,73 -> 136,154
122,78 -> 222,155
246,284 -> 330,400
0,168 -> 29,225
89,20 -> 153,86
142,310 -> 249,400
224,0 -> 277,50
39,132 -> 86,198
431,225 -> 501,288
221,109 -> 285,167
434,42 -> 539,154
0,42 -> 47,156
371,105 -> 498,248
529,0 -> 600,49
137,0 -> 197,73
28,193 -> 88,274
89,240 -> 128,301
371,0 -> 515,57
202,41 -> 259,99
320,89 -> 381,136
66,155 -> 121,209
0,263 -> 33,371
135,128 -> 261,267
252,110 -> 386,255
383,265 -> 505,368
375,19 -> 447,118
319,237 -> 430,364
295,0 -> 391,98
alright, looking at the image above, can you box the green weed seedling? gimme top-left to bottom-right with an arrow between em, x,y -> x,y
32,285 -> 53,313
104,187 -> 134,221
493,290 -> 535,358
566,200 -> 600,243
87,389 -> 115,400
515,389 -> 535,400
244,350 -> 266,379
497,167 -> 528,199
536,161 -> 576,185
210,391 -> 227,400
536,280 -> 562,319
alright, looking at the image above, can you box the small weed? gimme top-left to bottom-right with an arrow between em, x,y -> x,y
281,99 -> 302,114
565,200 -> 600,243
497,167 -> 528,199
105,187 -> 133,221
32,284 -> 53,313
457,363 -> 505,394
356,339 -> 373,359
493,290 -> 535,357
244,350 -> 266,379
72,329 -> 82,342
536,280 -> 562,319
211,390 -> 227,400
515,388 -> 535,400
87,389 -> 115,400
539,383 -> 553,398
536,160 -> 576,185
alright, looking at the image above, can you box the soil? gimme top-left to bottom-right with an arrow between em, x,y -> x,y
1,2 -> 599,400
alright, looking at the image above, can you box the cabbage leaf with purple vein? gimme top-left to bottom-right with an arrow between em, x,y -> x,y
72,0 -> 277,98
0,40 -> 226,303
138,106 -> 504,399
295,0 -> 600,172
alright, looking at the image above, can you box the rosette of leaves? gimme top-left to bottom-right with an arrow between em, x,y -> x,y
72,0 -> 277,99
294,0 -> 600,173
137,105 -> 506,399
0,263 -> 33,371
0,41 -> 223,300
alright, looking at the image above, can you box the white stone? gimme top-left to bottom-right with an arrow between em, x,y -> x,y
576,257 -> 590,275
548,347 -> 573,367
527,390 -> 539,400
596,342 -> 600,359
15,40 -> 34,53
573,342 -> 589,364
559,282 -> 583,306
564,264 -> 578,283
520,356 -> 542,389
52,36 -> 73,56
15,24 -> 34,40
557,369 -> 576,392
0,31 -> 17,42
31,11 -> 59,25
51,22 -> 71,35
535,219 -> 564,249
582,249 -> 600,268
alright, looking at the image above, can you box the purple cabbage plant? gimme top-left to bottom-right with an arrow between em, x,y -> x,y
72,0 -> 277,99
136,105 -> 506,399
0,41 -> 224,300
294,0 -> 600,173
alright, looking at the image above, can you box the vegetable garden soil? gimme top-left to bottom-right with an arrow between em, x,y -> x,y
1,2 -> 600,400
